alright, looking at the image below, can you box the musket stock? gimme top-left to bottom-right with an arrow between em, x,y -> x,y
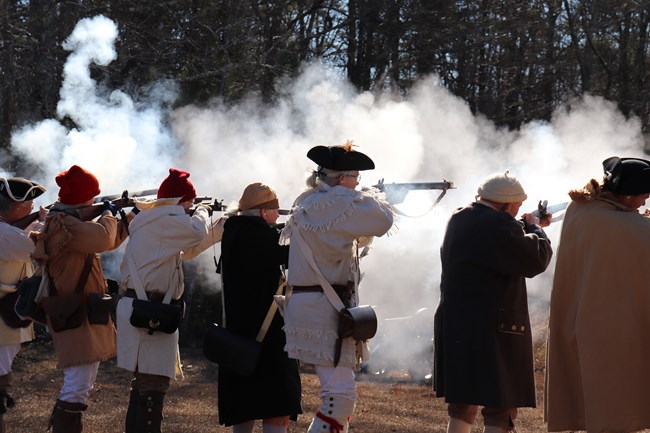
67,195 -> 135,221
14,191 -> 138,228
12,204 -> 53,230
190,198 -> 291,215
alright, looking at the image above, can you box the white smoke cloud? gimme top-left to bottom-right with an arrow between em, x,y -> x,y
10,15 -> 177,200
6,15 -> 647,376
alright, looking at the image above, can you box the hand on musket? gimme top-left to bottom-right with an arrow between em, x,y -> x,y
187,197 -> 225,217
12,204 -> 53,230
528,200 -> 568,225
76,192 -> 136,221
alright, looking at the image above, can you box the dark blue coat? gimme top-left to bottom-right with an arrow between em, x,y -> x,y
433,202 -> 552,408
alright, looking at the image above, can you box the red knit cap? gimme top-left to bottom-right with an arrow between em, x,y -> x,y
56,165 -> 101,205
157,168 -> 196,203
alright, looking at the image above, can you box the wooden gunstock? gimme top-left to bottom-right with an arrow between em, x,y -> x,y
12,211 -> 42,230
12,197 -> 135,229
74,197 -> 134,221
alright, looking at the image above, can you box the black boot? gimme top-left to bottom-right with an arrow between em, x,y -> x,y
48,399 -> 87,433
124,389 -> 138,433
0,373 -> 14,433
135,391 -> 165,433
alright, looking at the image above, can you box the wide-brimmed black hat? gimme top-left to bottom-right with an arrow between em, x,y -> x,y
307,145 -> 375,171
602,156 -> 650,195
0,177 -> 46,202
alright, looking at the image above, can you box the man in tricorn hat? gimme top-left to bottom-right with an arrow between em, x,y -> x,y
0,176 -> 46,433
280,141 -> 394,432
546,156 -> 650,433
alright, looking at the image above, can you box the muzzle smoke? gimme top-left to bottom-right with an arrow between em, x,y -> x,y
4,15 -> 646,375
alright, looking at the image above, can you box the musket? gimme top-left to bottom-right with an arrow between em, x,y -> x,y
531,200 -> 569,223
372,179 -> 455,207
12,204 -> 54,230
190,197 -> 292,215
59,191 -> 136,221
13,190 -> 139,230
95,188 -> 158,203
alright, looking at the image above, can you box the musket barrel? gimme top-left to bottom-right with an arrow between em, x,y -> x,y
372,181 -> 455,191
95,188 -> 158,203
387,182 -> 454,190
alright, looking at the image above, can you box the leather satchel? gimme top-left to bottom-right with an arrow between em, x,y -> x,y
129,298 -> 184,335
0,290 -> 32,328
203,323 -> 262,376
338,304 -> 378,341
15,274 -> 46,324
125,249 -> 184,335
41,293 -> 84,332
87,292 -> 118,325
203,272 -> 286,376
40,254 -> 93,332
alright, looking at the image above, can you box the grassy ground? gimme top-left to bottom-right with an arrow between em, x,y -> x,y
7,333 -> 549,433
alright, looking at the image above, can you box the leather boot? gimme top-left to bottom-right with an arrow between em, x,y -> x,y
134,391 -> 165,433
124,389 -> 138,433
48,399 -> 87,433
447,418 -> 472,433
307,395 -> 355,433
0,373 -> 14,433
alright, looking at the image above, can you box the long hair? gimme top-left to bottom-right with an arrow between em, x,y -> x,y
306,167 -> 344,188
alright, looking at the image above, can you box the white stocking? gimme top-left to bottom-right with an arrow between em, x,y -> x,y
232,420 -> 255,433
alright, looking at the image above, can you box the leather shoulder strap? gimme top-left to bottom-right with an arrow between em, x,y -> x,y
49,253 -> 93,297
74,254 -> 94,295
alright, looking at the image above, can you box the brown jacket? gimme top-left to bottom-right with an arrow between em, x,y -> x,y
545,195 -> 650,432
33,210 -> 129,368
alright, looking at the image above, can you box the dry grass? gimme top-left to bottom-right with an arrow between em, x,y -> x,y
7,332 -> 549,433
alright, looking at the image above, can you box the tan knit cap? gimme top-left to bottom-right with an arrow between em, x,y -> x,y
239,182 -> 279,211
476,170 -> 527,204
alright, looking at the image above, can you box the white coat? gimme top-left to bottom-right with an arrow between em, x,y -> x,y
117,201 -> 221,378
0,221 -> 36,344
280,184 -> 394,368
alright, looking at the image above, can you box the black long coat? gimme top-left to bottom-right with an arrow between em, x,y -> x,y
433,203 -> 552,408
217,215 -> 302,426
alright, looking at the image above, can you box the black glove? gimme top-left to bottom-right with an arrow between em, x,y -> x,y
101,200 -> 118,216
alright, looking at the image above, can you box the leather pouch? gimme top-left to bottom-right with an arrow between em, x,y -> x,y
203,323 -> 261,376
41,294 -> 84,332
87,293 -> 118,325
338,304 -> 378,341
0,290 -> 31,328
130,299 -> 183,335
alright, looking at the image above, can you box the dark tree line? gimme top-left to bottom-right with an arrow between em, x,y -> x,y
3,0 -> 650,161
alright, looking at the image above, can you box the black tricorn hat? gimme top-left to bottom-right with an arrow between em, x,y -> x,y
602,156 -> 650,195
0,177 -> 46,202
307,145 -> 375,171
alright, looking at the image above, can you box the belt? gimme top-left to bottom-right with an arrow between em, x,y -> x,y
292,285 -> 323,293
